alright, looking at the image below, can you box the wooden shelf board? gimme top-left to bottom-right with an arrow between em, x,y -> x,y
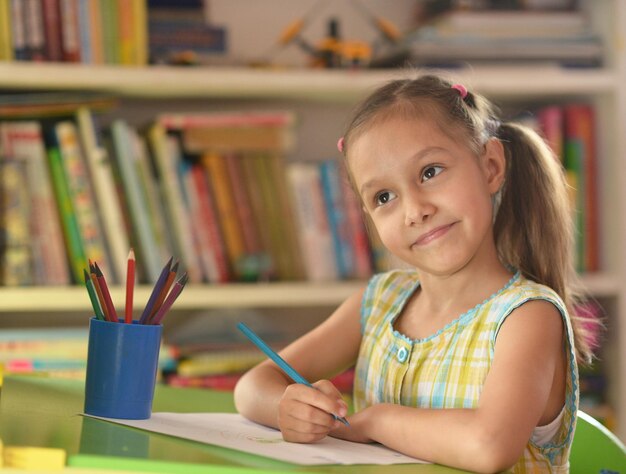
0,281 -> 366,313
0,62 -> 617,100
0,274 -> 618,313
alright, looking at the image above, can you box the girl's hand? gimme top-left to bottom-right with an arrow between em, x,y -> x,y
330,407 -> 375,444
277,379 -> 348,443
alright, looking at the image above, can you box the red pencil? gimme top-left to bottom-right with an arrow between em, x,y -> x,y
95,262 -> 119,323
125,248 -> 135,324
150,273 -> 188,325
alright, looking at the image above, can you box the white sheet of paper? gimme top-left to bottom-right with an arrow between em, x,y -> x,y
87,412 -> 428,465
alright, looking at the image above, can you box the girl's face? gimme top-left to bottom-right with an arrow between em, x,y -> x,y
348,116 -> 505,277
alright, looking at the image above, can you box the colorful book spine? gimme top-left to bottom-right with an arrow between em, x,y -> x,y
109,120 -> 162,282
319,159 -> 354,279
45,144 -> 86,283
58,0 -> 81,61
201,151 -> 247,279
40,0 -> 63,61
0,0 -> 13,60
565,104 -> 599,272
9,0 -> 27,60
0,156 -> 33,285
23,0 -> 45,61
287,163 -> 338,281
76,107 -> 129,283
54,121 -> 111,278
146,123 -> 202,283
1,121 -> 70,285
187,163 -> 230,283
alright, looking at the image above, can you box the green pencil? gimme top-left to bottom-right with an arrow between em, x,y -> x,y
83,269 -> 105,321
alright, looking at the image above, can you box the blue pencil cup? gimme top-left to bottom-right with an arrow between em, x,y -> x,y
84,317 -> 162,419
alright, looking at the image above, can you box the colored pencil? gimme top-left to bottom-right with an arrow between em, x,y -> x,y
139,257 -> 173,324
125,248 -> 136,324
147,260 -> 179,324
237,322 -> 349,426
95,262 -> 118,323
150,273 -> 188,325
89,262 -> 109,321
84,269 -> 105,321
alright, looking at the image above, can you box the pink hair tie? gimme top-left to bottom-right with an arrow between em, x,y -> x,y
451,84 -> 468,99
337,136 -> 345,153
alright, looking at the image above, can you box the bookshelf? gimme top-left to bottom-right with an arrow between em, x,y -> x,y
0,0 -> 624,442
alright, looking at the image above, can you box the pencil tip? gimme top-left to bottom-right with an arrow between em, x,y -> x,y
128,248 -> 135,259
171,260 -> 180,272
83,268 -> 89,281
94,263 -> 103,277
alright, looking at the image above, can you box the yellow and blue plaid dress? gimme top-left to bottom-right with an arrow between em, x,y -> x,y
353,270 -> 579,472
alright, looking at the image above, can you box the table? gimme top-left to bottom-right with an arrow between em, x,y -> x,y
0,375 -> 469,473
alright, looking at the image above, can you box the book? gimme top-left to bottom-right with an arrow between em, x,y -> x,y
44,138 -> 86,283
0,0 -> 13,61
23,0 -> 45,61
564,104 -> 599,272
223,152 -> 267,280
265,152 -> 305,280
201,151 -> 247,279
87,0 -> 104,64
76,107 -> 130,283
59,0 -> 81,62
99,0 -> 118,64
148,6 -> 226,65
319,159 -> 354,279
287,163 -> 338,281
185,162 -> 230,283
9,0 -> 27,60
339,165 -> 373,279
0,156 -> 32,285
132,130 -> 172,265
117,0 -> 134,64
146,123 -> 202,283
41,0 -> 63,62
76,0 -> 93,63
132,0 -> 148,65
239,152 -> 277,280
109,120 -> 162,282
0,121 -> 70,285
53,120 -> 111,278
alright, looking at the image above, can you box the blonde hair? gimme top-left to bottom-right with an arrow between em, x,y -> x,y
341,74 -> 596,364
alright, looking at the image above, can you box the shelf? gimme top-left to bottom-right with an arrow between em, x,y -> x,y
0,281 -> 366,313
0,273 -> 618,313
0,62 -> 618,101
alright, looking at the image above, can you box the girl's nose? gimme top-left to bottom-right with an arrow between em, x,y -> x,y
404,191 -> 434,226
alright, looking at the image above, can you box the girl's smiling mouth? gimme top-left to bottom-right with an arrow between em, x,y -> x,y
413,223 -> 456,246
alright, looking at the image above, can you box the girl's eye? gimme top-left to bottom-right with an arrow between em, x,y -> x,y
422,165 -> 443,182
374,190 -> 397,206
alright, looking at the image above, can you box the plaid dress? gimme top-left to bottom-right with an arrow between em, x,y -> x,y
353,270 -> 579,473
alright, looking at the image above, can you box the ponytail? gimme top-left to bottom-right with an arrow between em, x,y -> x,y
495,123 -> 596,364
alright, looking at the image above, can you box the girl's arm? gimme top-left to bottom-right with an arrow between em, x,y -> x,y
332,300 -> 566,473
234,288 -> 364,441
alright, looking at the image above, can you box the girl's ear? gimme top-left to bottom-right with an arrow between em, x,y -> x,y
482,138 -> 506,194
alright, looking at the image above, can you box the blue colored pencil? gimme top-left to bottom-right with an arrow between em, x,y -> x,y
237,322 -> 349,426
138,257 -> 173,324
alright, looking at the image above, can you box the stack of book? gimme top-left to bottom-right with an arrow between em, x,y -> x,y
382,6 -> 603,68
0,99 -> 388,286
0,0 -> 148,65
0,326 -> 177,384
528,103 -> 600,273
0,0 -> 227,66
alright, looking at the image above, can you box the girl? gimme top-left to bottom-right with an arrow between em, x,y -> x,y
234,74 -> 595,473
